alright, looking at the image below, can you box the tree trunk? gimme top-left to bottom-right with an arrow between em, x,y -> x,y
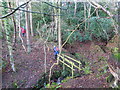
84,2 -> 87,31
29,2 -> 34,36
4,19 -> 16,72
2,1 -> 16,72
7,2 -> 17,48
16,0 -> 27,52
25,3 -> 31,53
58,0 -> 61,53
87,3 -> 91,30
53,0 -> 58,41
74,0 -> 77,17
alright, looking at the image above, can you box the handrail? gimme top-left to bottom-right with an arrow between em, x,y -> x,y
59,55 -> 81,70
58,55 -> 73,64
59,60 -> 75,71
61,54 -> 81,64
57,54 -> 82,78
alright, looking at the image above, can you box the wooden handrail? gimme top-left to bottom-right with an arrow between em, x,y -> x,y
59,60 -> 75,71
61,54 -> 81,64
57,54 -> 82,78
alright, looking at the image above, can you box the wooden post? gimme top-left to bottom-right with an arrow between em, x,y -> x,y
63,54 -> 65,70
57,54 -> 59,64
71,62 -> 74,78
79,62 -> 80,73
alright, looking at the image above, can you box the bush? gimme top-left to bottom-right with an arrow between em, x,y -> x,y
87,17 -> 115,41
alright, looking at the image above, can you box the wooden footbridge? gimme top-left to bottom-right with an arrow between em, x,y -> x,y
57,54 -> 82,78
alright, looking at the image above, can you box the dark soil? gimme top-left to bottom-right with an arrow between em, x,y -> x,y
62,41 -> 111,88
2,37 -> 114,88
2,37 -> 57,88
61,73 -> 109,88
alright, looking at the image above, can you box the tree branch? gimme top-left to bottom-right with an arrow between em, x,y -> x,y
43,2 -> 67,10
89,1 -> 113,17
0,5 -> 62,16
0,0 -> 31,19
88,1 -> 118,34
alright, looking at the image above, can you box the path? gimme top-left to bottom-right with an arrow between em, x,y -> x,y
62,41 -> 111,88
2,37 -> 56,88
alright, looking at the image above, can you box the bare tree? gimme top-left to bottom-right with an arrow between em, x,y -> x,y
84,2 -> 87,31
53,0 -> 58,41
58,0 -> 61,53
87,3 -> 91,31
16,0 -> 27,52
4,19 -> 16,72
25,3 -> 31,53
29,2 -> 34,36
74,0 -> 77,17
1,1 -> 16,72
7,2 -> 17,48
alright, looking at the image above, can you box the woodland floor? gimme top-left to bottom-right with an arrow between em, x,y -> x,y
62,41 -> 111,88
2,37 -> 112,88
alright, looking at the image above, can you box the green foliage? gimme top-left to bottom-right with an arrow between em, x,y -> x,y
62,31 -> 81,44
61,3 -> 85,44
82,60 -> 92,75
12,82 -> 19,88
61,70 -> 70,78
74,53 -> 81,59
31,2 -> 116,44
112,47 -> 120,62
61,76 -> 72,83
32,2 -> 52,32
83,66 -> 91,74
46,82 -> 62,89
51,70 -> 61,80
1,1 -> 8,14
98,65 -> 108,74
61,2 -> 115,44
106,74 -> 114,83
87,17 -> 114,41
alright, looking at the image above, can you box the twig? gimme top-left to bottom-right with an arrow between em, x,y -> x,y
0,5 -> 62,16
88,1 -> 118,34
61,8 -> 97,48
0,0 -> 31,19
42,2 -> 67,10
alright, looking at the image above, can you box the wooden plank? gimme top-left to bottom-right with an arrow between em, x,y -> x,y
61,54 -> 81,64
58,55 -> 73,64
73,63 -> 82,70
63,54 -> 81,64
58,55 -> 81,70
71,62 -> 74,78
59,60 -> 75,71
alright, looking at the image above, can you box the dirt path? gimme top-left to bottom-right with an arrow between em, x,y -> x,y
2,37 -> 56,88
61,73 -> 109,88
2,38 -> 112,88
62,41 -> 111,88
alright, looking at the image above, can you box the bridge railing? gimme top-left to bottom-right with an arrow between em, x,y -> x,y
57,54 -> 82,78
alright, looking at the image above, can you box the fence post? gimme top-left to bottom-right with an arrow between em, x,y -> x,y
79,62 -> 80,73
63,54 -> 65,70
71,62 -> 74,78
57,54 -> 59,64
